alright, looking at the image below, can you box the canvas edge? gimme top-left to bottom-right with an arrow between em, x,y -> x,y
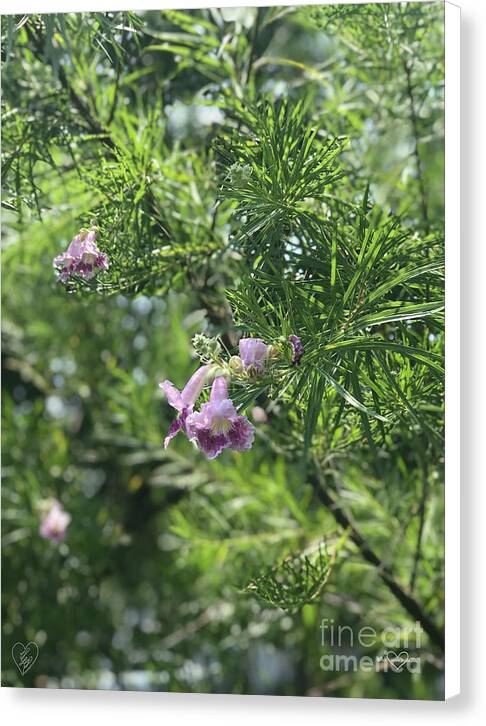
444,0 -> 461,701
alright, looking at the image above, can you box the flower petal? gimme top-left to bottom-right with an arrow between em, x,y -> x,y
163,413 -> 185,448
53,228 -> 109,282
228,416 -> 255,451
159,380 -> 184,412
180,365 -> 212,408
192,429 -> 229,460
239,338 -> 269,370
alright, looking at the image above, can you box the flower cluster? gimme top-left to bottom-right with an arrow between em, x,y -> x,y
185,376 -> 255,459
53,227 -> 109,283
160,337 -> 271,460
39,499 -> 71,543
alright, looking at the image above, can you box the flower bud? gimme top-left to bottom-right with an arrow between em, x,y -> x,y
288,334 -> 303,365
192,333 -> 222,362
251,406 -> 268,423
228,356 -> 245,375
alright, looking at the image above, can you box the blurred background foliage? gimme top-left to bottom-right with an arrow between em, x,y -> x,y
2,3 -> 444,698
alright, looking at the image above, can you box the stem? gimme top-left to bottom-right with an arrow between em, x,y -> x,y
192,235 -> 443,651
403,60 -> 430,234
244,7 -> 264,88
58,65 -> 116,150
310,470 -> 444,653
27,20 -> 170,239
410,459 -> 429,591
106,62 -> 122,126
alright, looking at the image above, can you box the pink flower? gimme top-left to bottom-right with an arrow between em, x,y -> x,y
238,338 -> 269,372
53,228 -> 109,282
159,365 -> 212,448
186,377 -> 254,460
39,500 -> 71,543
251,406 -> 268,423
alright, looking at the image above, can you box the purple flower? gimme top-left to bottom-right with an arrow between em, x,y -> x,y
186,377 -> 254,460
288,334 -> 303,365
239,338 -> 269,372
53,228 -> 109,282
39,500 -> 71,543
159,365 -> 212,448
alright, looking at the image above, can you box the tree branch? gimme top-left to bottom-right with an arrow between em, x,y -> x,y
309,470 -> 444,652
410,459 -> 429,591
403,60 -> 430,234
27,20 -> 170,239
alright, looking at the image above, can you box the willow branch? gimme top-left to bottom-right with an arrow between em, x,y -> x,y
310,470 -> 444,652
404,60 -> 430,234
410,459 -> 429,591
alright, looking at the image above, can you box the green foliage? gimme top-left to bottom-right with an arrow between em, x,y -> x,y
219,102 -> 444,452
245,543 -> 335,612
216,100 -> 346,259
2,3 -> 445,699
306,1 -> 445,228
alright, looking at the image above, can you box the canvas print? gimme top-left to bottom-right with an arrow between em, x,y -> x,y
1,2 -> 446,699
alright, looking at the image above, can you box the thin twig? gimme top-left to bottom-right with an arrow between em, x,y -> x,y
310,469 -> 444,653
106,62 -> 122,126
27,20 -> 170,239
410,459 -> 429,591
244,7 -> 265,87
403,60 -> 430,234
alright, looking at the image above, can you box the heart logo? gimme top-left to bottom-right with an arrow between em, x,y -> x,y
12,641 -> 39,676
385,650 -> 410,672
